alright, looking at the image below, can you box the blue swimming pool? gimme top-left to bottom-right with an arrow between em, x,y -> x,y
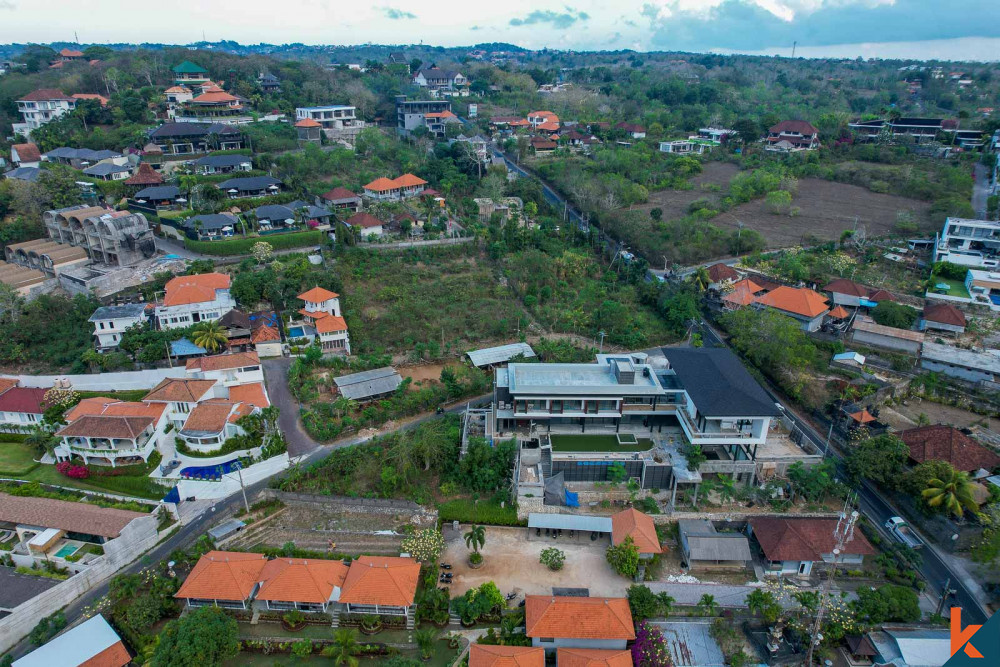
287,326 -> 306,338
991,294 -> 1000,306
55,544 -> 79,559
180,459 -> 244,480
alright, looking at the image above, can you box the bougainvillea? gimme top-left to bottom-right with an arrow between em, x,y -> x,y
55,461 -> 90,479
632,620 -> 672,667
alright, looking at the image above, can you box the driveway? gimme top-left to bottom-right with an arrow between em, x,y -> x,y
262,357 -> 321,457
973,162 -> 989,218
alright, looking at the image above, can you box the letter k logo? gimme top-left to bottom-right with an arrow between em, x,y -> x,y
952,608 -> 984,658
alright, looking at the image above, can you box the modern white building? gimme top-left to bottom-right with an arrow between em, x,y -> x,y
54,400 -> 170,468
89,303 -> 149,350
295,287 -> 351,354
155,272 -> 235,330
185,351 -> 265,386
13,89 -> 77,137
294,105 -> 364,131
934,217 -> 1000,269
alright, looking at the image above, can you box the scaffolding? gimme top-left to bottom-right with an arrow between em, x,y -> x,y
460,406 -> 494,457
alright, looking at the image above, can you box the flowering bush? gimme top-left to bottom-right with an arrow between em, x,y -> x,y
632,620 -> 672,667
55,462 -> 90,479
400,528 -> 445,562
43,388 -> 80,409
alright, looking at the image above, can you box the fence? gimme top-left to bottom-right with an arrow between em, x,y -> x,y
3,367 -> 188,391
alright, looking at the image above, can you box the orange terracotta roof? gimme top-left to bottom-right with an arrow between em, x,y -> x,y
424,111 -> 457,119
557,648 -> 634,667
60,48 -> 84,57
298,286 -> 339,302
181,400 -> 239,433
251,325 -> 280,344
65,398 -> 166,423
228,402 -> 255,423
829,306 -> 849,319
72,93 -> 109,106
611,508 -> 662,554
165,85 -> 191,93
175,551 -> 267,602
339,556 -> 420,607
524,596 -> 635,641
364,177 -> 398,192
295,118 -> 322,128
849,409 -> 876,424
755,286 -> 829,318
298,308 -> 326,320
509,119 -> 531,127
393,173 -> 428,187
256,558 -> 349,604
0,378 -> 18,395
186,350 -> 259,372
142,378 -> 217,403
229,382 -> 270,408
529,111 -> 558,121
315,314 -> 348,334
470,645 -> 545,667
162,272 -> 230,307
723,282 -> 760,308
191,91 -> 239,103
80,639 -> 131,667
535,121 -> 560,132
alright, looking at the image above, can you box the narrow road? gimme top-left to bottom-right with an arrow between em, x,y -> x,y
972,162 -> 990,219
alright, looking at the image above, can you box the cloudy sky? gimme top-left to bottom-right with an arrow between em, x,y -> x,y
3,0 -> 1000,59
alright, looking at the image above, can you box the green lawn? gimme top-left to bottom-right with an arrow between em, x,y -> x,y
928,273 -> 971,299
549,434 -> 653,452
0,441 -> 40,476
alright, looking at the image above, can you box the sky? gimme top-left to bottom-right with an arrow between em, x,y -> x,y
2,0 -> 1000,60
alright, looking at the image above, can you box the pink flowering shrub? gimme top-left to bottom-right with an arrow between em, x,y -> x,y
55,461 -> 91,479
632,620 -> 672,667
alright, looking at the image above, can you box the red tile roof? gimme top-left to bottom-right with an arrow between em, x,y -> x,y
174,551 -> 267,602
57,414 -> 153,439
900,425 -> 1000,472
347,212 -> 384,229
321,187 -> 360,202
339,556 -> 420,607
12,143 -> 41,163
315,314 -> 348,334
849,409 -> 876,424
0,378 -> 18,395
251,325 -> 280,344
393,173 -> 428,188
829,306 -> 850,319
470,645 -> 545,667
19,88 -> 75,102
256,558 -> 349,605
364,177 -> 398,192
524,596 -> 635,640
80,640 -> 131,667
824,278 -> 869,297
0,492 -> 147,538
756,286 -> 829,318
185,350 -> 260,372
298,286 -> 339,302
611,508 -> 662,554
557,648 -> 634,667
59,48 -> 84,58
295,118 -> 322,128
142,378 -> 217,403
923,302 -> 967,327
749,517 -> 875,562
707,263 -> 739,283
228,382 -> 270,408
124,162 -> 164,186
191,91 -> 239,104
65,398 -> 166,423
72,93 -> 109,106
0,386 -> 48,414
162,272 -> 230,306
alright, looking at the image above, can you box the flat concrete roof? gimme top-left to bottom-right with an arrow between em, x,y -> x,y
507,360 -> 663,396
527,513 -> 613,532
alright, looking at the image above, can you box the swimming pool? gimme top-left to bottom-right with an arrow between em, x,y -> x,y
180,458 -> 245,480
287,326 -> 306,338
54,544 -> 79,559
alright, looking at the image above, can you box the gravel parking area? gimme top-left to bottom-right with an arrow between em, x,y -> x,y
439,524 -> 630,599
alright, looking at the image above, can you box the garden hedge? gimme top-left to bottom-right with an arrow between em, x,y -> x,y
184,230 -> 325,256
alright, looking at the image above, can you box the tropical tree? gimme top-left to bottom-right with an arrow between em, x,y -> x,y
150,606 -> 239,667
191,320 -> 227,353
414,628 -> 438,660
689,266 -> 711,291
464,524 -> 486,563
322,629 -> 360,667
697,593 -> 719,617
746,589 -> 782,623
607,536 -> 641,579
921,468 -> 978,518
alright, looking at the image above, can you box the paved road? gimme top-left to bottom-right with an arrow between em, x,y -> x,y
695,320 -> 989,624
972,162 -> 990,219
262,357 -> 319,457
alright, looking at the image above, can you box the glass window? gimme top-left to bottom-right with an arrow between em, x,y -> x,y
562,400 -> 582,411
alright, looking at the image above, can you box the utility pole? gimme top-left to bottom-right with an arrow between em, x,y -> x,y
824,420 -> 834,456
234,461 -> 250,514
935,578 -> 956,617
792,41 -> 797,58
597,331 -> 606,354
807,504 -> 859,667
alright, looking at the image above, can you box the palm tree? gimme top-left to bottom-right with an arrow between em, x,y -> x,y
191,320 -> 227,353
178,173 -> 198,206
464,524 -> 486,555
322,629 -> 359,667
414,627 -> 438,659
689,266 -> 711,291
656,593 -> 675,618
697,593 -> 719,617
922,469 -> 978,518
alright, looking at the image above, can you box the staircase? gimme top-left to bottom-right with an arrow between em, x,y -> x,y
540,446 -> 552,479
330,608 -> 341,628
405,609 -> 416,630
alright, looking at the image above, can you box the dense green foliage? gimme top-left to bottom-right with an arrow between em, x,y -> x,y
871,301 -> 919,329
151,606 -> 239,667
185,229 -> 324,256
852,585 -> 921,625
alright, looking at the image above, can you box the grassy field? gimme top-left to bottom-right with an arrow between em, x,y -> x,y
339,245 -> 527,356
0,441 -> 39,476
549,434 -> 653,452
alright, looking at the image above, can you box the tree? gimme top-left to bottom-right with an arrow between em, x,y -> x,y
400,529 -> 445,563
765,190 -> 793,215
151,606 -> 239,667
650,207 -> 663,221
697,593 -> 719,617
788,460 -> 841,502
464,524 -> 486,562
322,629 -> 360,667
607,461 -> 628,485
746,589 -> 782,623
191,320 -> 227,353
720,308 -> 819,398
870,301 -> 918,329
689,266 -> 711,291
681,444 -> 705,471
922,468 -> 978,518
852,585 -> 920,625
845,435 -> 909,487
627,584 -> 674,621
414,628 -> 437,660
540,547 -> 565,571
251,241 -> 274,263
607,536 -> 641,579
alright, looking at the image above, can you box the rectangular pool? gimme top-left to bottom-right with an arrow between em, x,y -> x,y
288,326 -> 305,338
54,544 -> 79,559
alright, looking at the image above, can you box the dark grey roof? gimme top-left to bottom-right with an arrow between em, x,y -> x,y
678,519 -> 753,562
3,167 -> 40,182
89,303 -> 148,322
257,73 -> 279,83
661,347 -> 780,417
134,185 -> 180,200
333,367 -> 402,400
185,213 -> 238,230
82,162 -> 131,177
216,175 -> 281,192
254,203 -> 297,221
149,122 -> 241,139
0,566 -> 60,611
194,154 -> 252,168
218,309 -> 251,329
44,147 -> 122,161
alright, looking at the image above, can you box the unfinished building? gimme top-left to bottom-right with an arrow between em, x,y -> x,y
42,205 -> 156,267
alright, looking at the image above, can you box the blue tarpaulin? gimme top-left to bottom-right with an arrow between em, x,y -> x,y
162,485 -> 180,503
564,490 -> 580,507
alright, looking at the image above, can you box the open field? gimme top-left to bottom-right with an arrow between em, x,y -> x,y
879,401 -> 995,431
629,161 -> 740,220
715,178 -> 935,248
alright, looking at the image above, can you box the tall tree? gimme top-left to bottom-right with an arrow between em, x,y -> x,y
150,606 -> 238,667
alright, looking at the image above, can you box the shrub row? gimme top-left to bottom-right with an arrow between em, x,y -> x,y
185,229 -> 325,256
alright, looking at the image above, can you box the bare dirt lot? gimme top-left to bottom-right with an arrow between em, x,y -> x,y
879,400 -> 994,431
714,178 -> 934,248
440,524 -> 630,599
631,162 -> 739,220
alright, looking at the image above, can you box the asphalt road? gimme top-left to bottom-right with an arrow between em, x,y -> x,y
696,320 -> 989,624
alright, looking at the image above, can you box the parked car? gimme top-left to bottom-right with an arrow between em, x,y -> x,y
885,516 -> 922,549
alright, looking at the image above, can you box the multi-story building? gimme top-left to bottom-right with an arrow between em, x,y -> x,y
934,217 -> 1000,268
13,89 -> 77,137
185,351 -> 265,387
147,122 -> 245,155
176,90 -> 252,124
362,174 -> 427,201
89,303 -> 150,350
42,205 -> 156,268
395,95 -> 451,136
293,287 -> 351,354
294,105 -> 365,139
155,272 -> 235,330
54,399 -> 169,467
765,120 -> 820,152
172,61 -> 211,86
412,67 -> 468,98
193,154 -> 253,175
